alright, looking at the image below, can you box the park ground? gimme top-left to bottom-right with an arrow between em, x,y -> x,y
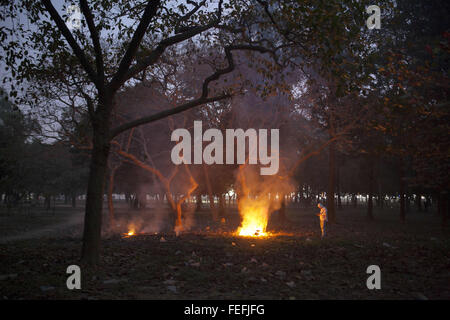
0,202 -> 449,300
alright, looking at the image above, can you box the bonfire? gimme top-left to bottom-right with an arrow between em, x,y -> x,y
236,196 -> 271,238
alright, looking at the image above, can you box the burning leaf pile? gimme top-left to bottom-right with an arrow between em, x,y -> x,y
123,223 -> 137,237
234,164 -> 294,238
236,197 -> 270,237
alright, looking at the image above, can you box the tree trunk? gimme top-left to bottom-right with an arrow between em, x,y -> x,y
406,192 -> 411,214
196,193 -> 202,212
175,202 -> 183,233
377,171 -> 383,208
107,166 -> 118,228
327,141 -> 336,223
424,195 -> 430,212
71,194 -> 76,208
138,191 -> 147,209
336,165 -> 342,210
367,156 -> 374,220
399,162 -> 406,222
81,122 -> 111,265
377,192 -> 384,209
125,192 -> 131,207
278,195 -> 287,224
219,194 -> 225,218
439,191 -> 448,230
202,164 -> 218,221
415,194 -> 422,212
164,190 -> 177,228
45,195 -> 51,211
297,187 -> 303,207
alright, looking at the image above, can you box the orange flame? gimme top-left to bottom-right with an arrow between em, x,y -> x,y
236,197 -> 270,237
125,224 -> 136,236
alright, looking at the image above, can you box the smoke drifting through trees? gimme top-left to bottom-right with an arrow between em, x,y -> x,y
0,1 -> 448,265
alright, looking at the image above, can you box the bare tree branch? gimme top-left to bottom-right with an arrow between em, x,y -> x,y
110,44 -> 275,139
79,0 -> 104,87
174,0 -> 207,33
110,93 -> 230,139
122,0 -> 224,83
41,0 -> 98,85
108,0 -> 161,93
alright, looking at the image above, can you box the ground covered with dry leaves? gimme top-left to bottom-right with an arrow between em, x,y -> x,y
0,205 -> 449,299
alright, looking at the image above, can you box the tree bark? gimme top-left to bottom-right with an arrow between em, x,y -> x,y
81,116 -> 111,265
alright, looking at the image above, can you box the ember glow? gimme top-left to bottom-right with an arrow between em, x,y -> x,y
125,224 -> 136,236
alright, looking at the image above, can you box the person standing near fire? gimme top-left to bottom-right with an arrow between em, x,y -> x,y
316,203 -> 328,239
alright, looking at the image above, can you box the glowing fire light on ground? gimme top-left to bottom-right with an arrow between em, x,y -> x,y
236,199 -> 270,238
124,224 -> 136,237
